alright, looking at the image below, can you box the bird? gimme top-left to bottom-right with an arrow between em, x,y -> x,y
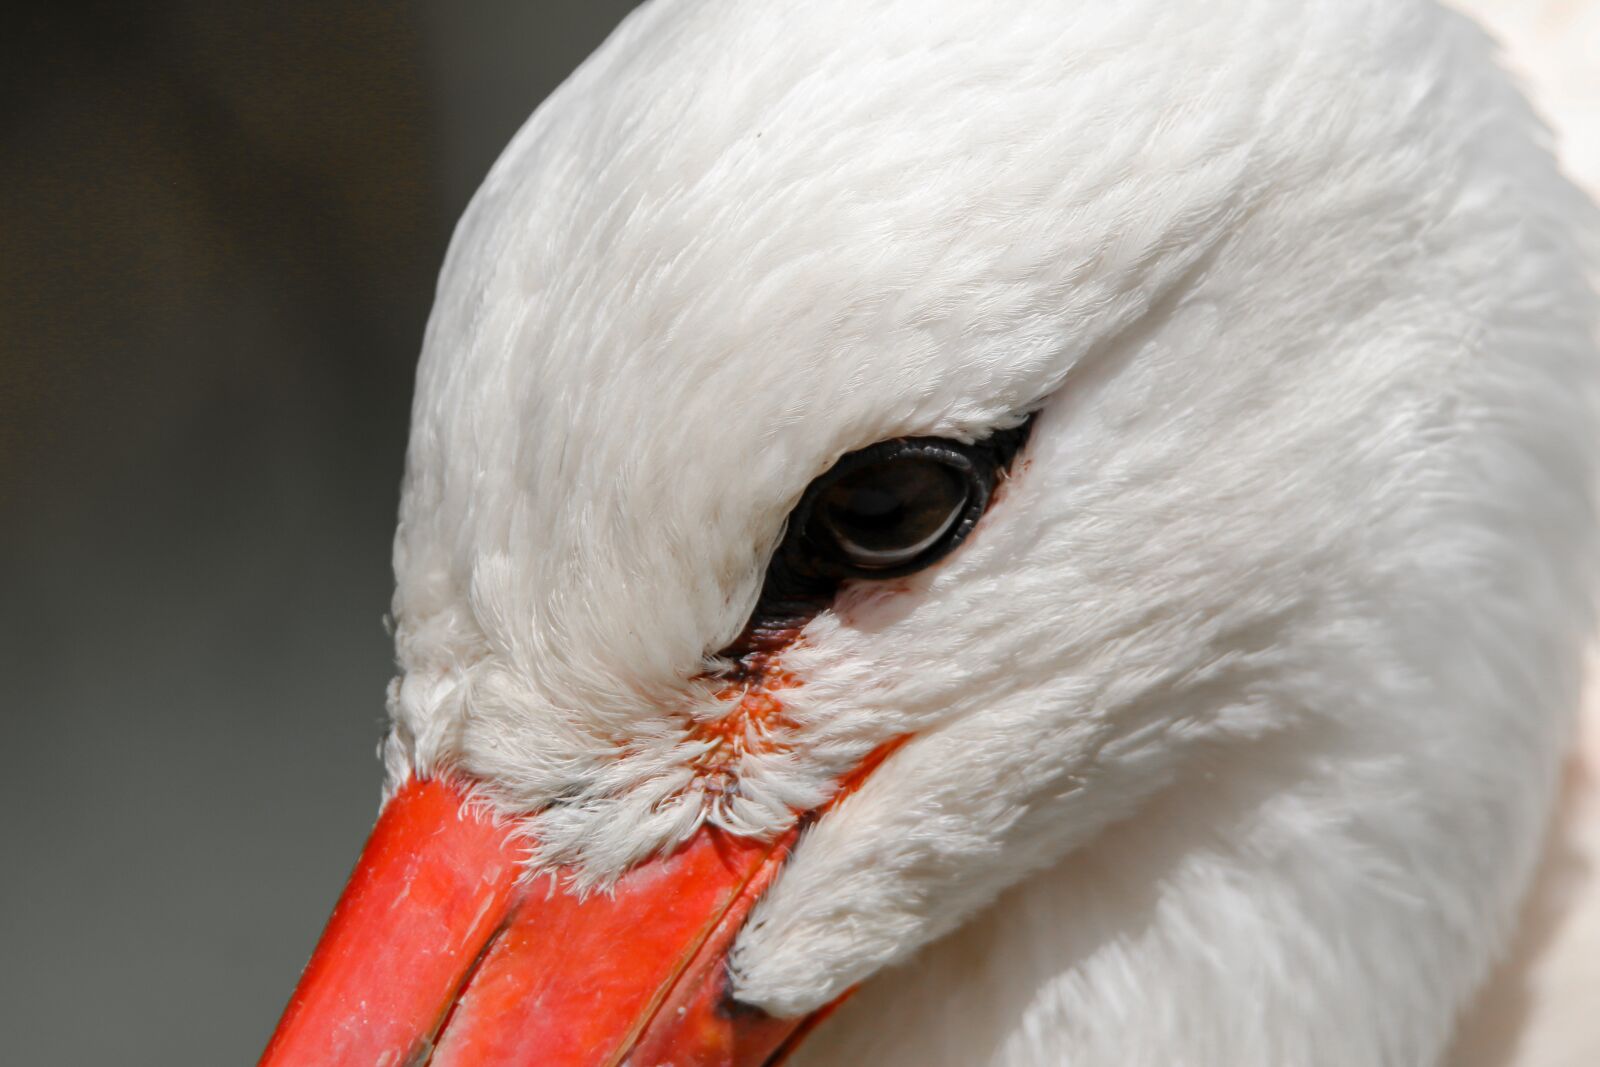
259,1 -> 1600,1065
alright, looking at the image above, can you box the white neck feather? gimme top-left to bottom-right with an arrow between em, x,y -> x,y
793,714 -> 1562,1066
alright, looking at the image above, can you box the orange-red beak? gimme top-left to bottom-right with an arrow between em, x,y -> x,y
258,777 -> 835,1067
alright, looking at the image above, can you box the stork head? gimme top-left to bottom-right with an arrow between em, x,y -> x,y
263,1 -> 1599,1064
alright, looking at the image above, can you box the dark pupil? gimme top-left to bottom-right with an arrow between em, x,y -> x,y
814,457 -> 969,568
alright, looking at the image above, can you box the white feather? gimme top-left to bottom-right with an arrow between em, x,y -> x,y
384,1 -> 1600,1062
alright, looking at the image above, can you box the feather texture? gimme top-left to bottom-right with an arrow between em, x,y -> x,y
384,1 -> 1600,1062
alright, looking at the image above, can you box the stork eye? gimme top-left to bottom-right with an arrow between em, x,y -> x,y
719,422 -> 1033,663
783,436 -> 1015,580
813,455 -> 970,570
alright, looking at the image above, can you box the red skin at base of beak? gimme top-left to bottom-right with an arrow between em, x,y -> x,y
258,777 -> 828,1067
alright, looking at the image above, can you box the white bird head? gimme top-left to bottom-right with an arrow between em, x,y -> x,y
263,1 -> 1599,1065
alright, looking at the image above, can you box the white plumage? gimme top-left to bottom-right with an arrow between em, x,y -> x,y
1442,7 -> 1600,1064
381,1 -> 1600,1063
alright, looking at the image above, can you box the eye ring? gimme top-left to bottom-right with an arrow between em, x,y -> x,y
780,437 -> 998,581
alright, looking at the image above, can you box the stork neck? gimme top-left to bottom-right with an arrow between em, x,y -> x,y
789,747 -> 1541,1067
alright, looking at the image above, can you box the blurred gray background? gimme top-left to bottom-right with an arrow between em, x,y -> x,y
0,3 -> 637,1062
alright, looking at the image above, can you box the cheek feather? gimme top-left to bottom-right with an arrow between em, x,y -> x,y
688,659 -> 806,793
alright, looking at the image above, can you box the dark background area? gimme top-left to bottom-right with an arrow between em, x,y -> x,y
0,4 -> 638,1061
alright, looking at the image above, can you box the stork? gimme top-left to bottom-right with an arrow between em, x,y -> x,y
259,1 -> 1600,1064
